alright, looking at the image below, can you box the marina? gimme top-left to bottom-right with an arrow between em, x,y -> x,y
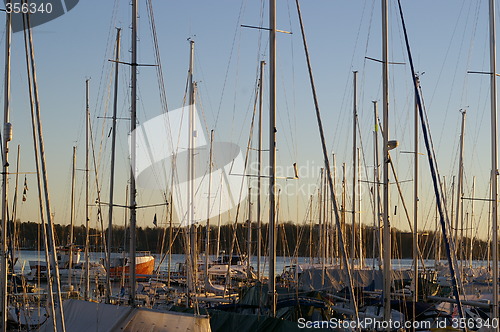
1,0 -> 500,331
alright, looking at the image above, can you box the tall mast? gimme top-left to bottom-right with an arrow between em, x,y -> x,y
167,190 -> 173,288
357,147 -> 363,267
107,27 -> 121,304
381,0 -> 392,322
84,79 -> 90,301
0,4 -> 11,330
268,0 -> 277,317
216,182 -> 222,260
341,163 -> 346,269
333,153 -> 338,264
373,101 -> 382,269
257,60 -> 265,281
205,130 -> 214,288
324,167 -> 329,264
68,146 -> 76,289
372,132 -> 377,269
352,71 -> 358,269
454,110 -> 466,255
247,187 -> 252,278
129,0 -> 138,306
319,168 -> 324,284
12,145 -> 20,260
450,177 -> 455,230
489,0 -> 499,323
308,195 -> 313,264
413,77 -> 419,327
188,39 -> 197,301
469,177 -> 475,268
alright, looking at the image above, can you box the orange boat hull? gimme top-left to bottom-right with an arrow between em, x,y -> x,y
109,256 -> 155,279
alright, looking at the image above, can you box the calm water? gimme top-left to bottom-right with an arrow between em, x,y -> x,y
12,250 -> 492,277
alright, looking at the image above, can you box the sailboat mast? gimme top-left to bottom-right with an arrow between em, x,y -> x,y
107,26 -> 121,304
469,176 -> 475,268
373,101 -> 382,269
216,184 -> 222,260
489,0 -> 499,322
205,130 -> 213,287
129,0 -> 138,306
341,163 -> 346,269
381,0 -> 392,322
188,39 -> 198,300
268,0 -> 277,317
247,187 -> 252,278
352,71 -> 357,269
413,77 -> 419,326
357,148 -> 363,267
68,146 -> 76,289
454,110 -> 466,255
84,79 -> 90,301
333,153 -> 338,264
257,60 -> 265,281
0,4 -> 10,330
320,168 -> 324,284
323,167 -> 328,264
12,145 -> 19,259
308,195 -> 313,264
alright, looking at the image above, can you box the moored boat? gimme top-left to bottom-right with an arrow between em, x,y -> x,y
107,252 -> 155,280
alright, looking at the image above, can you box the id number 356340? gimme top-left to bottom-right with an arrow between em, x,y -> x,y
5,2 -> 53,14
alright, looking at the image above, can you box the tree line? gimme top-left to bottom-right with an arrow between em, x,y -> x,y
12,220 -> 491,260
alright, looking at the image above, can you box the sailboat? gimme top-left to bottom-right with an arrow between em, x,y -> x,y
107,253 -> 155,280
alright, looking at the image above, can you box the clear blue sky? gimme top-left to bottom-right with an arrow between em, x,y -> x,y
3,0 -> 497,243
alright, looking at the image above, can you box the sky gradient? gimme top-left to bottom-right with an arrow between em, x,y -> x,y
1,0 -> 497,245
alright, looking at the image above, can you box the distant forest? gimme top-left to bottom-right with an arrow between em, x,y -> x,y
13,220 -> 491,260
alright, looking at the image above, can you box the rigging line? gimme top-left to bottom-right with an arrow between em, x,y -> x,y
194,63 -> 216,135
396,0 -> 464,319
93,0 -> 121,131
146,0 -> 168,113
248,0 -> 266,113
460,1 -> 481,106
285,0 -> 297,158
134,90 -> 170,206
294,0 -> 359,322
468,6 -> 489,187
154,216 -> 185,273
89,115 -> 108,257
432,0 -> 469,151
277,73 -> 295,161
292,195 -> 312,259
96,85 -> 114,198
377,118 -> 428,268
214,0 -> 248,128
416,81 -> 447,215
231,65 -> 260,148
356,0 -> 375,116
230,21 -> 244,144
356,116 -> 375,214
360,0 -> 376,91
143,3 -> 181,205
223,76 -> 259,295
195,83 -> 212,147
